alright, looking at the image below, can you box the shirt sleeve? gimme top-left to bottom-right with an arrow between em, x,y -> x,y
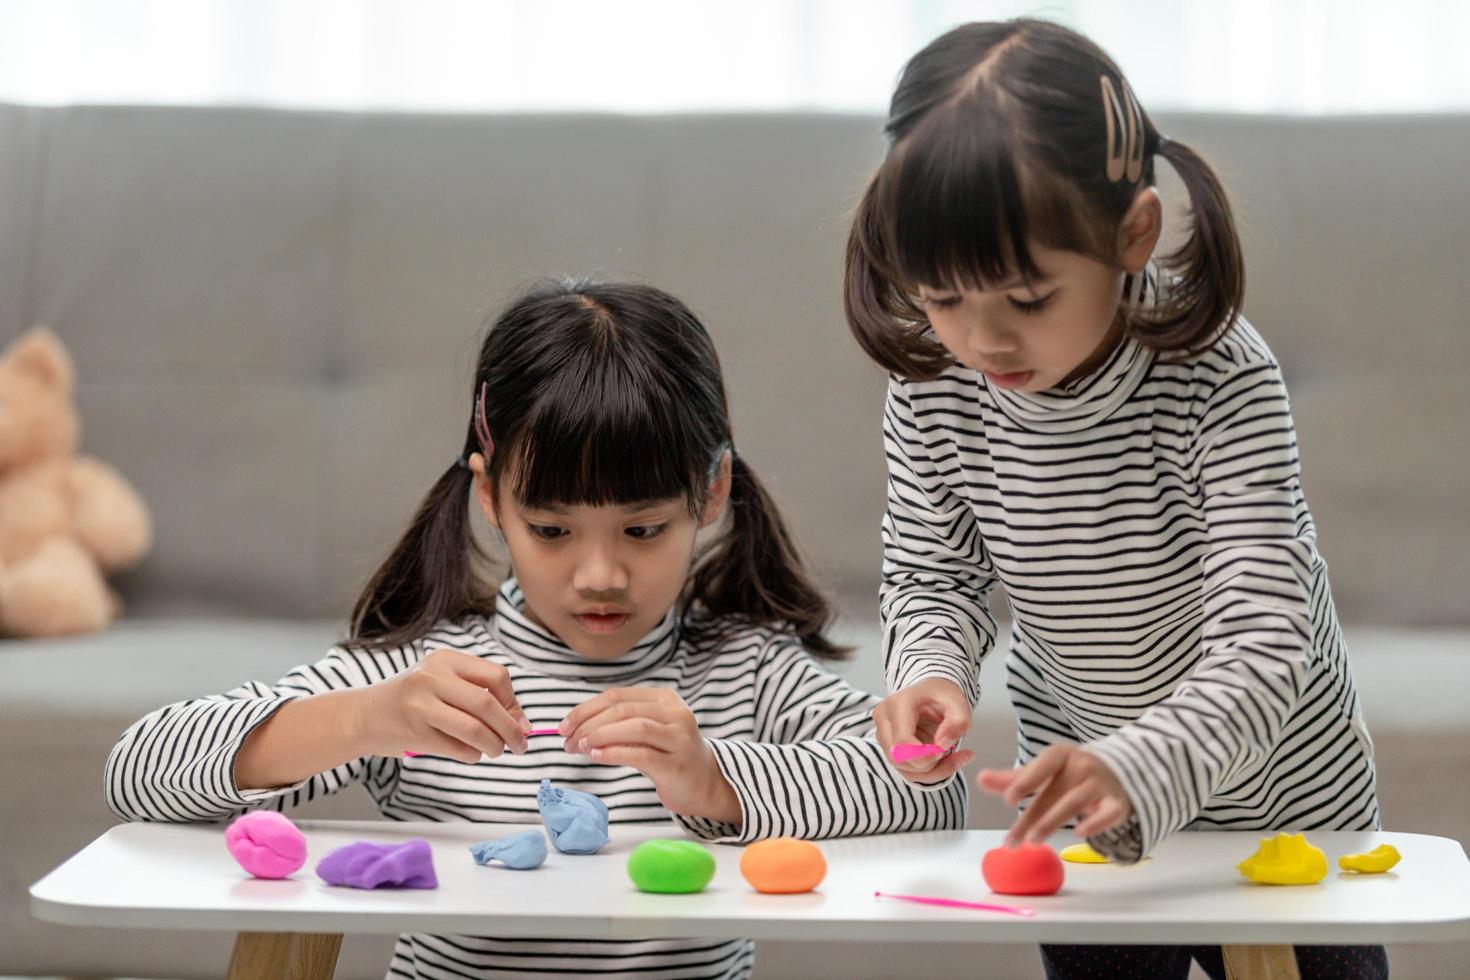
675,636 -> 969,844
880,377 -> 1001,706
104,641 -> 418,823
1087,356 -> 1316,862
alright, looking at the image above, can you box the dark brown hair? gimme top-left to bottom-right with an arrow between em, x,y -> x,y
845,18 -> 1245,381
350,278 -> 847,657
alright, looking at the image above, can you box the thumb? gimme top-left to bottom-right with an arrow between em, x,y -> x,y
933,703 -> 972,748
483,678 -> 530,732
505,696 -> 532,732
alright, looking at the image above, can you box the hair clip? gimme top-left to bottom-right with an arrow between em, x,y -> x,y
1100,75 -> 1144,184
474,379 -> 494,462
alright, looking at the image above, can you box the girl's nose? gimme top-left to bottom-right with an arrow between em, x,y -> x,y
572,544 -> 630,594
968,318 -> 1019,354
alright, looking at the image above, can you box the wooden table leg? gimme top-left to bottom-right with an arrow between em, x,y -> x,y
1222,944 -> 1302,980
227,931 -> 343,980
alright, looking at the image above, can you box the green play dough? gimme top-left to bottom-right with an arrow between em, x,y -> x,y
626,839 -> 717,894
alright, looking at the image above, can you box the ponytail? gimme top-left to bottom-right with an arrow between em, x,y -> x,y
687,453 -> 849,659
1136,138 -> 1246,357
348,455 -> 495,648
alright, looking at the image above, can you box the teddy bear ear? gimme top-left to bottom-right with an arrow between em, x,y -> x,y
7,326 -> 75,394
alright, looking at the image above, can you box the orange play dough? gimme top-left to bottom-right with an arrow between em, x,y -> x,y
740,837 -> 827,894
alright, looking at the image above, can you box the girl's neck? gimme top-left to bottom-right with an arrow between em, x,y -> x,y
1057,306 -> 1127,390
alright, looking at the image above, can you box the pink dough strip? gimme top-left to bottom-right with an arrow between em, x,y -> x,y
889,742 -> 954,764
874,891 -> 1035,917
405,729 -> 563,757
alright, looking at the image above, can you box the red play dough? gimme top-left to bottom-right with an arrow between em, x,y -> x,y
982,843 -> 1064,896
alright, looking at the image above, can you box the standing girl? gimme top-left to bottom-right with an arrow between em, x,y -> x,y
107,279 -> 967,980
846,19 -> 1384,980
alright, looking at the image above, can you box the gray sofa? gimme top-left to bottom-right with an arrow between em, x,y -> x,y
3,105 -> 1468,979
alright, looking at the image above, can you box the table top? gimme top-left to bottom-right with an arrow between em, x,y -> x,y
30,821 -> 1470,945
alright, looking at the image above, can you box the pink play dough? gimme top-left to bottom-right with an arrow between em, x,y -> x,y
889,742 -> 952,765
225,810 -> 308,879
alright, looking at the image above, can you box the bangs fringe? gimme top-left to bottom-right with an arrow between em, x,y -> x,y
879,94 -> 1096,294
507,344 -> 707,513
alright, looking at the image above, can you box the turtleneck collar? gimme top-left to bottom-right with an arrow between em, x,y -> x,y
986,265 -> 1161,434
487,579 -> 681,683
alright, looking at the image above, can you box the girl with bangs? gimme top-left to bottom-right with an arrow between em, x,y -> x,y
847,19 -> 1384,980
107,279 -> 966,980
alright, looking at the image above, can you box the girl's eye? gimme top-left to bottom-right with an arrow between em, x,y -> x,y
527,524 -> 566,541
924,295 -> 962,310
1008,293 -> 1055,315
626,524 -> 667,541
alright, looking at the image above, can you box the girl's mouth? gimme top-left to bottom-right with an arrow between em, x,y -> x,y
575,612 -> 631,634
984,369 -> 1034,389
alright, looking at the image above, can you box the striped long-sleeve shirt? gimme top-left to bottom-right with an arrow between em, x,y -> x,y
881,315 -> 1379,863
106,580 -> 966,980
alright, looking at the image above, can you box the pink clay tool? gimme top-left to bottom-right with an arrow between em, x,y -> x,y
874,890 -> 1034,917
889,742 -> 955,765
405,729 -> 562,757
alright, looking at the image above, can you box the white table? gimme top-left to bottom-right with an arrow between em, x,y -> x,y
31,821 -> 1470,980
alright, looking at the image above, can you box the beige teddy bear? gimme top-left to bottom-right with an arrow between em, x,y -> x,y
0,327 -> 152,637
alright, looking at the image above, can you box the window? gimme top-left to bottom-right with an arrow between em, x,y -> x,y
0,0 -> 1464,114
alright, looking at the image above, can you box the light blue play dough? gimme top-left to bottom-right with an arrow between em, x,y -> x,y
537,778 -> 610,854
469,830 -> 549,870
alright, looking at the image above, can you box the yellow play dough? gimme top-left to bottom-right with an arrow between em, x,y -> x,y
1338,844 -> 1401,874
1060,843 -> 1109,864
1237,832 -> 1328,885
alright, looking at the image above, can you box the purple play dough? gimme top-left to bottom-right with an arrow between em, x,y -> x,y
316,839 -> 438,889
224,810 -> 307,879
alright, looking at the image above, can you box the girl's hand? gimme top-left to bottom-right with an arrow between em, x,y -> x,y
872,678 -> 975,784
976,743 -> 1133,846
560,688 -> 740,823
353,648 -> 531,763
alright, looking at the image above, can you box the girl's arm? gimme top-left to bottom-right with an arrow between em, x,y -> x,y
675,636 -> 969,844
880,378 -> 1000,706
1085,354 -> 1317,861
103,641 -> 419,823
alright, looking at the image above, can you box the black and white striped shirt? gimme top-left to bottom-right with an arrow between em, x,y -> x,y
880,315 -> 1379,863
106,581 -> 966,979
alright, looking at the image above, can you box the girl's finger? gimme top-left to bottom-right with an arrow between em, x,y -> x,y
408,728 -> 483,765
885,692 -> 922,745
1022,780 -> 1098,844
450,656 -> 531,730
585,744 -> 663,772
561,688 -> 662,743
1004,765 -> 1075,846
1074,796 -> 1129,838
424,704 -> 506,763
436,675 -> 528,754
932,701 -> 973,748
975,767 -> 1016,795
1003,749 -> 1068,807
565,701 -> 667,750
912,749 -> 975,785
578,716 -> 676,753
558,688 -> 621,741
873,706 -> 896,760
886,697 -> 954,773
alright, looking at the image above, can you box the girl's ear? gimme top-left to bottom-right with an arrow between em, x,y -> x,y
699,450 -> 734,529
468,452 -> 501,530
1117,186 -> 1163,275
